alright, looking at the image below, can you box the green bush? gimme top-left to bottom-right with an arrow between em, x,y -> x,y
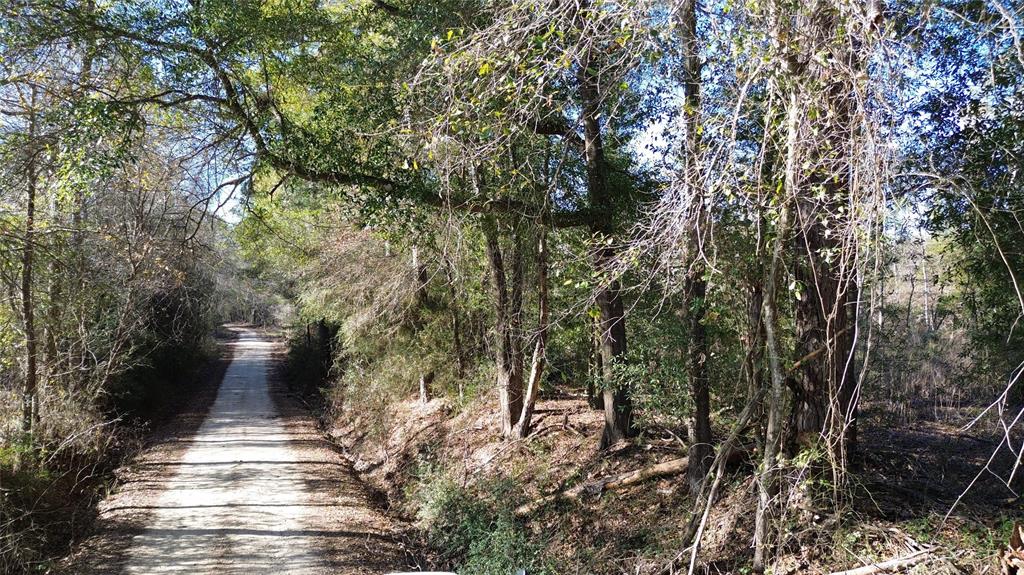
413,466 -> 549,575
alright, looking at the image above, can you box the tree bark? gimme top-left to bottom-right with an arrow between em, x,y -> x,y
21,87 -> 39,439
587,320 -> 605,410
686,273 -> 712,489
754,90 -> 799,573
444,258 -> 467,383
791,205 -> 854,446
513,224 -> 549,438
677,0 -> 713,492
316,319 -> 335,381
69,0 -> 96,392
579,50 -> 633,449
515,456 -> 691,517
788,1 -> 858,459
484,218 -> 525,437
419,371 -> 434,403
45,192 -> 62,379
412,246 -> 434,403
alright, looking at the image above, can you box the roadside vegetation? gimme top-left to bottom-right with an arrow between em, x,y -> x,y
0,10 -> 268,568
2,0 -> 1024,573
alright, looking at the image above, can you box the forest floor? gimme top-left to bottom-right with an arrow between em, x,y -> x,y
58,326 -> 417,575
330,390 -> 1023,574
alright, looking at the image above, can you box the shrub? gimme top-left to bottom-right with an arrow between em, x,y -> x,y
412,465 -> 549,575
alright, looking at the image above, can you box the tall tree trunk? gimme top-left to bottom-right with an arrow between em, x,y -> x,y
316,319 -> 336,385
579,51 -> 633,449
791,214 -> 854,446
677,0 -> 714,492
788,0 -> 858,460
444,258 -> 467,400
754,91 -> 799,573
513,225 -> 549,438
69,0 -> 96,391
45,195 -> 62,377
587,320 -> 605,410
21,88 -> 39,439
744,283 -> 765,411
484,218 -> 525,437
686,273 -> 712,488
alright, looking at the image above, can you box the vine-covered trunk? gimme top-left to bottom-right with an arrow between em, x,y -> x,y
676,0 -> 713,491
791,218 -> 854,446
789,1 -> 859,458
754,89 -> 800,572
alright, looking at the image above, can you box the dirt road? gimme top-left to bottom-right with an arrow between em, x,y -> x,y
64,327 -> 413,574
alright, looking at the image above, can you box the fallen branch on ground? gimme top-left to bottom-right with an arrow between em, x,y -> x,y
657,387 -> 766,575
827,547 -> 936,575
514,456 -> 690,516
515,445 -> 751,517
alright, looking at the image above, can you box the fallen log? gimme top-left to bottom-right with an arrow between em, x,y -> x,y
827,547 -> 935,575
513,456 -> 690,517
515,442 -> 755,518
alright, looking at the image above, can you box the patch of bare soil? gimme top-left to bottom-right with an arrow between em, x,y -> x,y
838,419 -> 1021,573
860,419 -> 1020,514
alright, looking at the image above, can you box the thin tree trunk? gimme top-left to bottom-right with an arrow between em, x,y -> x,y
596,273 -> 631,448
744,283 -> 765,402
317,319 -> 333,380
587,320 -> 605,410
419,372 -> 434,404
45,194 -> 62,377
514,148 -> 553,439
21,87 -> 40,439
508,226 -> 525,431
754,91 -> 799,573
686,273 -> 712,489
70,1 -> 96,391
513,225 -> 548,438
412,246 -> 434,403
444,258 -> 467,382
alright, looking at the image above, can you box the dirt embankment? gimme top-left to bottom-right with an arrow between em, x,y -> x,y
328,392 -> 723,573
327,389 -> 1022,574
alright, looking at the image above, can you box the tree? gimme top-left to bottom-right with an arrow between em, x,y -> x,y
675,0 -> 713,491
19,85 -> 40,440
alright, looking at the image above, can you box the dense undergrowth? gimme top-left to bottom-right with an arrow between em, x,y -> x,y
412,467 -> 548,575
